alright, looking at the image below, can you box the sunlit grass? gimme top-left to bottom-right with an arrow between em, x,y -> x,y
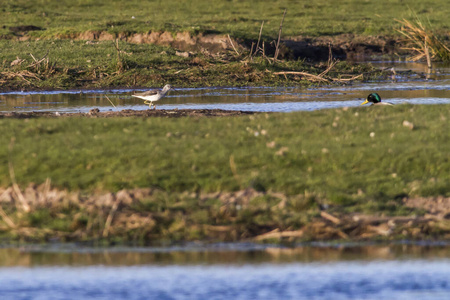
0,104 -> 448,201
0,104 -> 448,243
1,0 -> 449,38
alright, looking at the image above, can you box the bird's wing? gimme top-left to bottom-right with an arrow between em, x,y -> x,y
133,90 -> 159,97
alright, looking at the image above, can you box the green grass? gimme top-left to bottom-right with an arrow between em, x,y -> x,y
1,104 -> 449,203
2,1 -> 447,90
1,0 -> 449,38
0,104 -> 449,243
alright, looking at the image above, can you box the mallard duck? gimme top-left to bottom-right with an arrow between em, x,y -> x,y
360,93 -> 393,106
132,84 -> 174,109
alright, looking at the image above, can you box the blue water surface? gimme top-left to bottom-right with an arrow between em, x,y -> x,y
1,259 -> 449,300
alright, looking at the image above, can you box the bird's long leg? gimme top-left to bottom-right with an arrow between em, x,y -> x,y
143,100 -> 152,109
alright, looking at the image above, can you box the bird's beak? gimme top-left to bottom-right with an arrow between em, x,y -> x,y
360,99 -> 369,105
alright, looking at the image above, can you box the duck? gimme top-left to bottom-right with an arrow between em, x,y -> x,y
132,84 -> 174,109
360,93 -> 393,106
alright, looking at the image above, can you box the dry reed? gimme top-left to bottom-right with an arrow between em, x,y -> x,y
396,17 -> 450,63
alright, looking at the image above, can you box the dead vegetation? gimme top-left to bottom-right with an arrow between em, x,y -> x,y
230,10 -> 365,84
396,17 -> 450,66
271,60 -> 363,83
0,183 -> 449,244
0,70 -> 40,85
0,50 -> 57,85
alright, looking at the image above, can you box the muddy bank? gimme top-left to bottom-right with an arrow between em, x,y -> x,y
282,34 -> 400,60
0,109 -> 257,119
10,29 -> 402,60
0,184 -> 449,244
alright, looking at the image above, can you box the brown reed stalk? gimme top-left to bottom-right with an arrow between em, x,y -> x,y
104,95 -> 117,108
253,21 -> 265,58
27,50 -> 49,69
0,205 -> 16,228
274,9 -> 287,62
227,34 -> 240,55
113,39 -> 124,73
396,17 -> 450,62
102,199 -> 120,238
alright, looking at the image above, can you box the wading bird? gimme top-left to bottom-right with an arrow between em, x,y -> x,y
132,84 -> 174,109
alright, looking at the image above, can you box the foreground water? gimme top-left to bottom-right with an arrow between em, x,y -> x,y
1,244 -> 449,299
1,61 -> 449,113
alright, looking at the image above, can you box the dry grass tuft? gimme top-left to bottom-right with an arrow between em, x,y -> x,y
396,17 -> 450,64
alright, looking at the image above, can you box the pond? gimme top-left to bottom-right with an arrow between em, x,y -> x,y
1,62 -> 449,113
0,243 -> 450,299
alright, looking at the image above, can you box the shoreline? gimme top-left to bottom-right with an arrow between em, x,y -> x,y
0,108 -> 258,118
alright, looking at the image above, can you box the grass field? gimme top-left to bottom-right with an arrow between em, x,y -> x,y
2,1 -> 448,90
0,104 -> 448,243
1,104 -> 448,201
2,0 -> 449,38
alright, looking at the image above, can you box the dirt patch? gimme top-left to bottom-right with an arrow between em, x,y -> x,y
8,25 -> 44,34
404,196 -> 450,219
283,34 -> 400,60
77,31 -> 402,60
97,31 -> 402,60
0,109 -> 258,119
63,30 -> 231,55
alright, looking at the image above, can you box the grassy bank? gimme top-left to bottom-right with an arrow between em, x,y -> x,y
0,104 -> 449,243
0,39 -> 377,89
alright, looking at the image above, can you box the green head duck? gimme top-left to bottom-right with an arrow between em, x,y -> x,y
361,93 -> 382,105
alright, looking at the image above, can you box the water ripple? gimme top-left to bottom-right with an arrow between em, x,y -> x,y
0,260 -> 449,300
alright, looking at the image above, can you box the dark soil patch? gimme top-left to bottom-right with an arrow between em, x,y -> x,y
241,34 -> 402,61
8,25 -> 44,33
284,34 -> 401,60
0,109 -> 258,119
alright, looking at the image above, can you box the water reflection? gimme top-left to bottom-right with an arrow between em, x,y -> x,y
1,243 -> 450,267
1,244 -> 450,299
0,251 -> 449,300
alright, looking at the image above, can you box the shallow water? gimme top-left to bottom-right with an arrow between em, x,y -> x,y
1,244 -> 450,299
1,260 -> 450,300
1,61 -> 449,113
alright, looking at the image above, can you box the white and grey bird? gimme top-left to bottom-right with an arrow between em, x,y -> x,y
132,84 -> 174,109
